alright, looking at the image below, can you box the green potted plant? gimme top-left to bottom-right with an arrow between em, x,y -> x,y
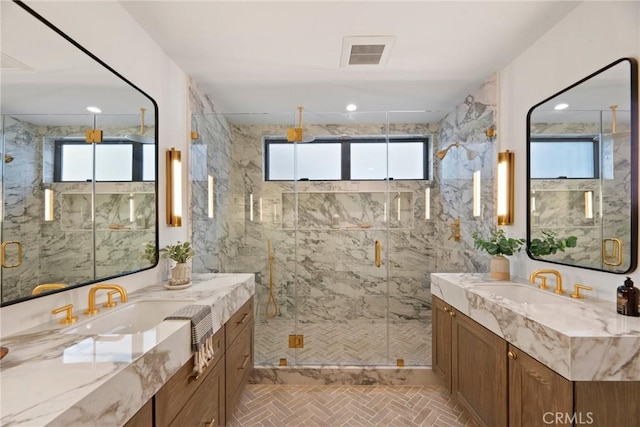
472,228 -> 525,279
161,241 -> 194,286
528,230 -> 578,257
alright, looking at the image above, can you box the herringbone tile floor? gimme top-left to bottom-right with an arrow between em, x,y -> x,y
227,385 -> 476,426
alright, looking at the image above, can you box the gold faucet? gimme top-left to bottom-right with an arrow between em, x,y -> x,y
85,284 -> 127,315
32,283 -> 66,295
529,269 -> 564,294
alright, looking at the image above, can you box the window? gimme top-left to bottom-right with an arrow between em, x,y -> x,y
265,136 -> 428,181
530,137 -> 599,179
54,140 -> 155,182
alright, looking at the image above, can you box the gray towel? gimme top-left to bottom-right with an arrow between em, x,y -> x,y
165,305 -> 215,375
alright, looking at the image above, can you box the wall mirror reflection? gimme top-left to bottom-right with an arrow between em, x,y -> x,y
0,0 -> 158,306
526,57 -> 638,273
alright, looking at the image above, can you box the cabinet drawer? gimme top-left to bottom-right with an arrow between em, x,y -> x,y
226,298 -> 253,348
170,354 -> 226,427
124,399 -> 153,427
156,326 -> 225,427
226,319 -> 253,398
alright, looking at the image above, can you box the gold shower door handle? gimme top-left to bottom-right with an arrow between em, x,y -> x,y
375,240 -> 382,268
1,241 -> 23,268
602,237 -> 623,267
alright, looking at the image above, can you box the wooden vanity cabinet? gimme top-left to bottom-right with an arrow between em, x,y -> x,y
433,296 -> 571,427
124,399 -> 153,427
225,297 -> 254,417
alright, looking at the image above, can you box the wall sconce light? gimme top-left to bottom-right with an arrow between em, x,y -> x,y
129,193 -> 135,223
424,187 -> 431,220
584,190 -> 594,219
473,170 -> 481,217
166,147 -> 182,227
208,175 -> 214,219
44,188 -> 54,221
497,150 -> 514,225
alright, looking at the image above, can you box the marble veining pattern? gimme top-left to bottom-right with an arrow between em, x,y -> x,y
431,273 -> 640,381
0,273 -> 254,426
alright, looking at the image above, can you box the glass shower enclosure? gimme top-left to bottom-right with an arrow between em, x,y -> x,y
191,110 -> 434,367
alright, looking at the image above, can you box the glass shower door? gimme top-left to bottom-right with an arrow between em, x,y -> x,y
293,111 -> 390,366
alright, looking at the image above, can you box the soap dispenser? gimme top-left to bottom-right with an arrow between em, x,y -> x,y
616,277 -> 639,317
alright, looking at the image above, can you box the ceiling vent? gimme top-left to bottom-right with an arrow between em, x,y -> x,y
340,36 -> 396,67
0,52 -> 33,71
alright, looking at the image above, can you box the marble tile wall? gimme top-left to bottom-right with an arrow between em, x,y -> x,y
1,116 -> 157,303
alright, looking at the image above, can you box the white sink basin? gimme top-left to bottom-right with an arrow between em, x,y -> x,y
473,283 -> 569,305
65,299 -> 195,335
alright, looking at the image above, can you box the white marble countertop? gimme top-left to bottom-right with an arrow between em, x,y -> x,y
0,273 -> 255,427
431,273 -> 640,381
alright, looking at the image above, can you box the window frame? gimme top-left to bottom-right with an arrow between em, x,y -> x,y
54,139 -> 151,182
529,136 -> 600,180
264,135 -> 429,181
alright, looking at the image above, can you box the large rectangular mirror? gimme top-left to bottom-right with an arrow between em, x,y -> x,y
527,57 -> 638,273
0,1 -> 158,305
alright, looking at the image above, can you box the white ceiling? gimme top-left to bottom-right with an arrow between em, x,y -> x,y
121,0 -> 581,122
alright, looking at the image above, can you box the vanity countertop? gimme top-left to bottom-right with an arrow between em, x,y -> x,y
431,273 -> 640,381
0,273 -> 255,427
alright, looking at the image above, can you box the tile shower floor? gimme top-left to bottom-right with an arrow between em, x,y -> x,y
255,319 -> 431,366
227,384 -> 476,426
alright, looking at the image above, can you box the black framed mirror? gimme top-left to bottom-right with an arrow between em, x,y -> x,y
0,0 -> 159,306
526,57 -> 638,273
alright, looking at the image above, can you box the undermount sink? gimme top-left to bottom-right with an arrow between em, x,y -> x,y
64,299 -> 195,335
473,283 -> 569,305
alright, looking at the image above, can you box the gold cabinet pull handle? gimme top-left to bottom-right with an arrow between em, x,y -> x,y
236,313 -> 249,325
442,306 -> 449,313
1,241 -> 22,268
238,354 -> 251,370
207,419 -> 216,427
449,310 -> 456,317
375,240 -> 382,268
507,350 -> 517,360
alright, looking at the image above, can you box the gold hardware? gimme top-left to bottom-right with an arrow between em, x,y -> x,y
191,131 -> 199,140
238,354 -> 250,370
85,284 -> 127,315
4,154 -> 14,163
497,150 -> 515,225
85,129 -> 103,143
32,284 -> 66,295
448,219 -> 460,241
139,107 -> 146,134
375,240 -> 382,268
397,359 -> 405,367
485,128 -> 497,139
536,276 -> 549,290
530,269 -> 564,294
571,284 -> 593,299
102,290 -> 121,308
507,350 -> 517,360
236,313 -> 249,325
288,335 -> 304,348
442,306 -> 449,312
166,148 -> 182,227
287,106 -> 304,142
1,241 -> 23,268
435,141 -> 479,161
449,310 -> 456,317
602,238 -> 623,267
279,358 -> 288,366
52,304 -> 78,325
207,419 -> 216,427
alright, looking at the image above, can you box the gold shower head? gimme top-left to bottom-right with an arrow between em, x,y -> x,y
436,142 -> 460,160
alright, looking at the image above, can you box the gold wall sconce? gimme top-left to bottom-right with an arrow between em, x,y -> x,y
497,150 -> 514,225
166,147 -> 182,227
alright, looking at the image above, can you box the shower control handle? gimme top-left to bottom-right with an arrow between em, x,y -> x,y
375,240 -> 382,268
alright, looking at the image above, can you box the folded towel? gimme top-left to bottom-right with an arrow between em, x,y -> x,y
165,305 -> 215,376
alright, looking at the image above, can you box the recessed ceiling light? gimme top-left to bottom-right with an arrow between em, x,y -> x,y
86,106 -> 102,113
554,103 -> 569,110
346,104 -> 358,112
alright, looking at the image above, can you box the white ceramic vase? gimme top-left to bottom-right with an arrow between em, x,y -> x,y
490,255 -> 510,280
170,262 -> 191,286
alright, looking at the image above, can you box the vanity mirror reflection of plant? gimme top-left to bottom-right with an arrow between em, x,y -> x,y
528,230 -> 578,257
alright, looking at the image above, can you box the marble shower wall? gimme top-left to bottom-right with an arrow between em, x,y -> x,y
434,75 -> 497,275
1,116 -> 156,303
